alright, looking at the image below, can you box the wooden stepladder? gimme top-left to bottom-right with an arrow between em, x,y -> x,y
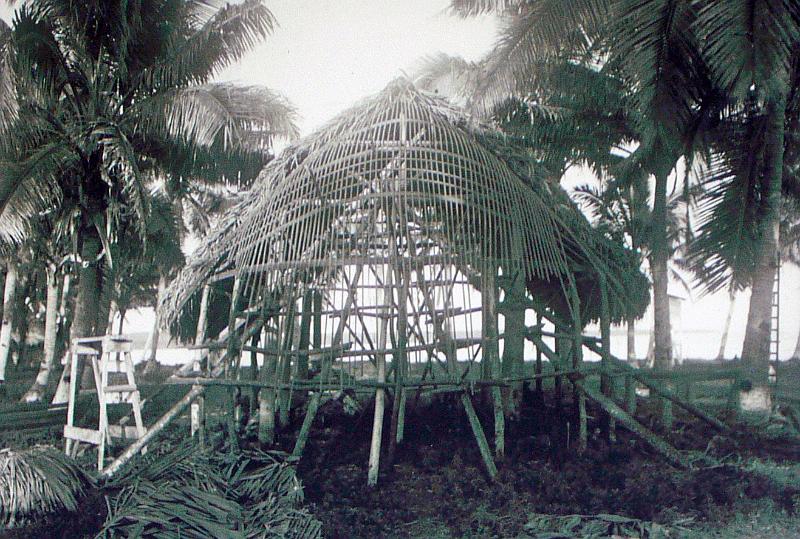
63,335 -> 146,471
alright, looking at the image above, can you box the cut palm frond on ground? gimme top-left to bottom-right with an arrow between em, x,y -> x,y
0,445 -> 95,528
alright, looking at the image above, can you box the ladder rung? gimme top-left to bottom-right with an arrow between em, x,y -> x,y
104,384 -> 138,393
72,346 -> 100,355
107,425 -> 144,439
64,425 -> 102,445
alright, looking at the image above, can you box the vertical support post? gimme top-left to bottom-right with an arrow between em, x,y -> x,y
296,290 -> 313,380
193,284 -> 212,372
567,281 -> 587,454
368,263 -> 392,487
249,332 -> 260,420
554,334 -> 564,408
259,298 -> 280,445
190,383 -> 205,447
483,265 -> 504,460
278,296 -> 296,428
625,375 -> 637,415
191,284 -> 211,440
293,266 -> 363,459
64,347 -> 80,456
224,276 -> 242,450
388,263 -> 409,464
501,267 -> 526,416
312,290 -> 322,369
599,276 -> 615,441
535,313 -> 544,397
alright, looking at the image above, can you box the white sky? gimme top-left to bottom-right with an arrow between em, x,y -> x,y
217,0 -> 497,136
1,1 -> 798,360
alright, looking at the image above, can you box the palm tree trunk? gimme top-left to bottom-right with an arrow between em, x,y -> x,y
52,233 -> 103,404
740,88 -> 787,411
0,261 -> 18,383
651,169 -> 673,370
144,273 -> 167,374
21,264 -> 60,402
106,298 -> 118,335
627,320 -> 636,362
792,314 -> 800,360
716,288 -> 736,360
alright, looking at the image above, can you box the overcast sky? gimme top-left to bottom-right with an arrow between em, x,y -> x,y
217,1 -> 496,136
1,1 -> 798,359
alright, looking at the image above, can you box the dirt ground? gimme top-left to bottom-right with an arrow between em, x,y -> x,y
280,388 -> 800,538
2,367 -> 800,538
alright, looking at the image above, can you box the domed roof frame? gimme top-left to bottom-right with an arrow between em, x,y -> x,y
159,80 -> 659,485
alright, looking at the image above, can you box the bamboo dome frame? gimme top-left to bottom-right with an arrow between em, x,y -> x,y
161,79 -> 658,484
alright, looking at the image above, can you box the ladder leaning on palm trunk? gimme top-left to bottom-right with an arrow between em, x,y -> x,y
770,259 -> 781,363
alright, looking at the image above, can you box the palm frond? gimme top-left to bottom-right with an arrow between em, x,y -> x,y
0,138 -> 68,243
0,18 -> 17,136
468,0 -> 610,113
143,0 -> 276,89
414,52 -> 485,106
694,0 -> 800,99
99,441 -> 321,539
0,445 -> 95,528
609,0 -> 704,141
449,0 -> 528,16
686,116 -> 767,293
138,83 -> 298,153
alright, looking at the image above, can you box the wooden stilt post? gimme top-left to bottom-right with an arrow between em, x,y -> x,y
293,266 -> 363,459
368,263 -> 392,487
191,284 -> 211,440
193,284 -> 211,372
625,375 -> 637,415
535,313 -> 544,397
312,290 -> 322,361
190,383 -> 205,447
249,332 -> 260,422
599,276 -> 615,441
461,392 -> 498,479
296,290 -> 313,380
224,276 -> 243,450
567,282 -> 587,454
554,333 -> 565,408
500,267 -> 526,416
259,324 -> 279,445
278,297 -> 296,428
483,265 -> 504,460
388,263 -> 409,465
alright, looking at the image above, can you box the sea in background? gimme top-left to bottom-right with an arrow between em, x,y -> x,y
118,264 -> 800,366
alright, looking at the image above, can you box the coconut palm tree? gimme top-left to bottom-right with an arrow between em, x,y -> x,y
0,1 -> 297,389
19,211 -> 75,402
0,258 -> 18,384
444,1 -> 800,399
428,1 -> 723,370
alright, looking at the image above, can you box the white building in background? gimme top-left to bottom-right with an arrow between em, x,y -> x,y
668,281 -> 690,365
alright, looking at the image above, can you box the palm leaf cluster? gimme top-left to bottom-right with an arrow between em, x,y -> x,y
0,445 -> 95,528
0,0 -> 298,253
0,0 -> 298,368
423,0 -> 800,294
99,441 -> 321,539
